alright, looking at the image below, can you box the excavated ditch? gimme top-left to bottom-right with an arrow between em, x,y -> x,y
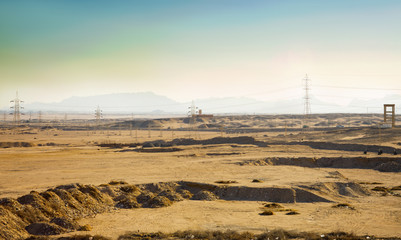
0,180 -> 369,239
240,157 -> 401,172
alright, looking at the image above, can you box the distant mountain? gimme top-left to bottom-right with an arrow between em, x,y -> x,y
25,92 -> 186,113
21,91 -> 397,114
347,94 -> 401,113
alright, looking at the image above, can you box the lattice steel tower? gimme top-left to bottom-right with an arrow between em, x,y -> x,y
95,105 -> 102,123
10,91 -> 23,124
303,74 -> 311,117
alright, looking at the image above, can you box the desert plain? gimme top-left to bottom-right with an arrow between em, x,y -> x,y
0,114 -> 401,240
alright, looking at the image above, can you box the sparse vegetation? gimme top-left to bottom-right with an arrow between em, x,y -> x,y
285,211 -> 300,215
332,203 -> 356,210
264,203 -> 284,208
259,210 -> 274,215
391,185 -> 401,191
214,180 -> 238,184
371,186 -> 389,192
108,180 -> 128,185
117,230 -> 367,240
78,224 -> 93,231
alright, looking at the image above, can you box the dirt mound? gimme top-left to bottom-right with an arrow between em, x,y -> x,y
0,180 -> 342,238
0,142 -> 34,148
240,157 -> 401,172
0,205 -> 30,239
140,120 -> 163,128
374,161 -> 401,172
197,123 -> 222,129
191,190 -> 219,201
25,222 -> 66,235
119,147 -> 183,153
0,184 -> 116,239
270,141 -> 401,154
50,217 -> 80,230
298,182 -> 370,198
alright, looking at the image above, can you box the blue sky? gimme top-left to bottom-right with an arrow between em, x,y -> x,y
1,0 -> 400,109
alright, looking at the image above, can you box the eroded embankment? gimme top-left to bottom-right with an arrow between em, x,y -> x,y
269,141 -> 401,154
0,180 -> 361,239
134,136 -> 268,148
240,157 -> 401,172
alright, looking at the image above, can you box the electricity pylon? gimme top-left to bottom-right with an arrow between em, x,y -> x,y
303,74 -> 311,118
95,105 -> 102,132
10,91 -> 23,125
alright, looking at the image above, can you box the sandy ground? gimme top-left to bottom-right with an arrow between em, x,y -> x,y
1,115 -> 401,238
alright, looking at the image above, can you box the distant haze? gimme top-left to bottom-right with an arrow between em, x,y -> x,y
1,1 -> 400,110
12,92 -> 401,114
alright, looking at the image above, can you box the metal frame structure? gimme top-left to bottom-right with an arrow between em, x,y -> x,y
383,104 -> 395,128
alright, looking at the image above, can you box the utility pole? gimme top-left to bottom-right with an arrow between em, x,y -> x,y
10,91 -> 23,125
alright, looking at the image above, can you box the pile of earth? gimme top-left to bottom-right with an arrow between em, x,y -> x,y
142,136 -> 268,148
1,180 -> 368,239
240,157 -> 401,172
0,142 -> 34,148
268,141 -> 401,153
0,182 -> 191,239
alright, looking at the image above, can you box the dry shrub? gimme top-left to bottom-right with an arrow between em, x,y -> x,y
285,211 -> 300,215
371,186 -> 389,192
109,180 -> 128,185
259,210 -> 274,216
264,203 -> 284,208
171,230 -> 255,240
57,235 -> 111,240
215,180 -> 238,184
332,203 -> 356,210
391,185 -> 401,191
117,232 -> 167,240
78,224 -> 93,231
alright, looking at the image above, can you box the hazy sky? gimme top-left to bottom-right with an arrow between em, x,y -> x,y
1,0 -> 401,108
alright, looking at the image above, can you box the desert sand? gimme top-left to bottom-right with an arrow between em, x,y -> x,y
0,114 -> 400,239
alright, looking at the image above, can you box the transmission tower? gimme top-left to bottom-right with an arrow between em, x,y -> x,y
38,111 -> 42,123
303,74 -> 311,118
188,100 -> 198,117
187,101 -> 198,138
95,105 -> 103,128
10,91 -> 23,125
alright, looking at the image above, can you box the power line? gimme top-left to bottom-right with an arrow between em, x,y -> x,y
314,84 -> 401,91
